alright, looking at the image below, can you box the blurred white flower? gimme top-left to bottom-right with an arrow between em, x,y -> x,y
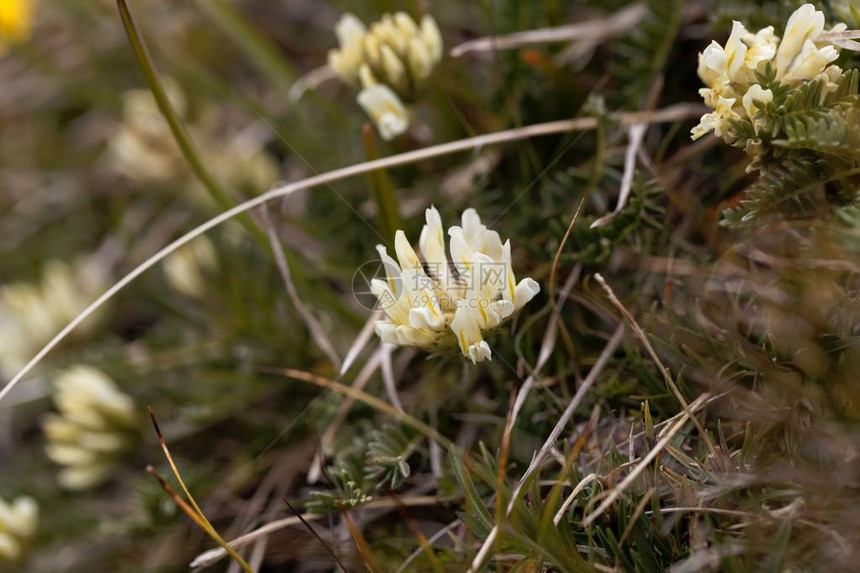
329,12 -> 443,138
164,236 -> 218,298
0,496 -> 37,565
109,81 -> 187,182
109,81 -> 279,195
0,258 -> 110,378
357,85 -> 410,141
371,207 -> 539,364
43,366 -> 138,490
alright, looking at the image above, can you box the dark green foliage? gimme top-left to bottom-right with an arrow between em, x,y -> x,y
611,0 -> 685,108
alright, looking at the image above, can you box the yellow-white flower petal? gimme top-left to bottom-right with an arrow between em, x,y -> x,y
776,3 -> 826,76
742,84 -> 774,118
420,15 -> 444,63
357,85 -> 410,140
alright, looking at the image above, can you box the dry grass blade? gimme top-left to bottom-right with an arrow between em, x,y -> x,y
263,209 -> 341,369
379,343 -> 403,412
0,103 -> 704,406
554,473 -> 599,526
283,497 -> 349,572
450,3 -> 647,56
339,311 -> 382,377
390,495 -> 445,573
469,325 -> 624,572
394,519 -> 461,573
287,65 -> 336,102
505,324 -> 625,515
146,466 -> 254,572
271,367 -> 456,452
309,347 -> 383,483
819,29 -> 860,50
148,407 -> 210,525
341,507 -> 377,572
591,123 -> 647,228
617,487 -> 656,546
509,264 -> 581,430
190,496 -> 446,568
593,273 -> 718,458
583,393 -> 711,526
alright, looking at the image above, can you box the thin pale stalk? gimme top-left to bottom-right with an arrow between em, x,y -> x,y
0,102 -> 705,404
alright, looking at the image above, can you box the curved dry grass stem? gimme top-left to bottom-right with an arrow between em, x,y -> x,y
262,209 -> 341,369
272,367 -> 456,452
0,102 -> 704,405
450,3 -> 647,57
593,273 -> 719,459
190,495 -> 446,568
583,393 -> 711,526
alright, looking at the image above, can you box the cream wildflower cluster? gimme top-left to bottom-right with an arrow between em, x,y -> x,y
693,4 -> 845,142
164,236 -> 218,299
0,258 -> 110,378
43,366 -> 138,490
109,82 -> 278,194
371,207 -> 540,364
329,12 -> 443,140
0,0 -> 33,57
0,496 -> 37,565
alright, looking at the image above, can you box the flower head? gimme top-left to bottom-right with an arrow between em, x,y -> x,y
692,4 -> 846,144
329,12 -> 443,139
0,496 -> 37,565
357,85 -> 410,140
164,236 -> 218,298
0,257 -> 110,378
370,207 -> 539,363
43,366 -> 138,490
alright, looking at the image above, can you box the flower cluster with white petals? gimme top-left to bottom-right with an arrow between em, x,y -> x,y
43,366 -> 139,490
0,257 -> 110,378
109,82 -> 278,196
329,12 -> 443,140
693,4 -> 846,142
0,496 -> 37,565
370,207 -> 540,364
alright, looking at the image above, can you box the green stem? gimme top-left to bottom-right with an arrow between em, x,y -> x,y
116,0 -> 269,249
362,124 -> 403,247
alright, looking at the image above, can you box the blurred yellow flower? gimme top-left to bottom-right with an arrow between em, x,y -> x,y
43,366 -> 138,490
0,496 -> 37,565
0,0 -> 34,56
